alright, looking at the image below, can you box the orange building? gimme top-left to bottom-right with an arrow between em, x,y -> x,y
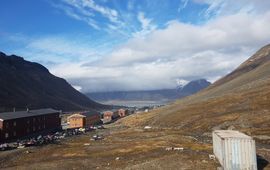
67,114 -> 85,128
67,111 -> 100,129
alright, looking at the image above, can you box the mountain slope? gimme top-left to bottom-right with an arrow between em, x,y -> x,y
0,52 -> 105,112
86,79 -> 211,103
120,44 -> 270,138
211,44 -> 270,89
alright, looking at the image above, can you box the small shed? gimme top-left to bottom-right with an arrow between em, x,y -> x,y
212,130 -> 257,170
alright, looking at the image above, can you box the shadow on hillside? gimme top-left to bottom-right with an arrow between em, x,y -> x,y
257,155 -> 269,170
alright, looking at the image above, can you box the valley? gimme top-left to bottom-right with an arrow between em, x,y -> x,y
1,44 -> 270,170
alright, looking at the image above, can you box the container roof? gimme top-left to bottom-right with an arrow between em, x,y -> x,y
0,108 -> 59,121
214,130 -> 252,139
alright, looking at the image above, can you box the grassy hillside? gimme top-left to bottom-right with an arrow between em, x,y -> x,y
119,44 -> 270,142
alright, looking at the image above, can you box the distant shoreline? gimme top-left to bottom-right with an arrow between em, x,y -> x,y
97,100 -> 170,107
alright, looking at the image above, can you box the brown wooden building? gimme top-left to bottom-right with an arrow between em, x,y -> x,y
67,111 -> 100,129
0,108 -> 61,143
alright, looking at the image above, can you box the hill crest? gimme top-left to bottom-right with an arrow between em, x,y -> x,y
0,52 -> 105,112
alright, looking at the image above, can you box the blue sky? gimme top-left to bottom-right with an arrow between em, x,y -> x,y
0,0 -> 207,53
1,0 -> 270,92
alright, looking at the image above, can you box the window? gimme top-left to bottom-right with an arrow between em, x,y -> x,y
43,124 -> 45,129
13,121 -> 16,127
27,120 -> 30,124
5,122 -> 9,128
38,126 -> 41,130
33,118 -> 35,122
5,133 -> 9,139
33,126 -> 36,131
13,131 -> 16,136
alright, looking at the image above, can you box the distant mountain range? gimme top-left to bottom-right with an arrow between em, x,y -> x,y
0,52 -> 106,112
86,79 -> 211,103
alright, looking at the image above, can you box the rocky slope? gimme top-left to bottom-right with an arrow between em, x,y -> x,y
0,52 -> 105,112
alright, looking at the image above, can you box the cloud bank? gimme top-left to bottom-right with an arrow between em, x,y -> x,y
6,0 -> 270,93
50,10 -> 270,92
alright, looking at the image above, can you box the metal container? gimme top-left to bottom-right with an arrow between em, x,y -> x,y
212,130 -> 257,170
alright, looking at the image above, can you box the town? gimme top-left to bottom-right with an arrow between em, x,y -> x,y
0,107 -> 154,149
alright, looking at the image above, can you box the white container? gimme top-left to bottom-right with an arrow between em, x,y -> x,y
212,130 -> 257,170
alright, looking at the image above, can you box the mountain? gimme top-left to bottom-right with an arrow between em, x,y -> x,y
0,52 -> 105,112
177,79 -> 211,95
86,79 -> 211,103
120,44 -> 270,139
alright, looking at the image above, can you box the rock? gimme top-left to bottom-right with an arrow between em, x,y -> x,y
202,160 -> 208,163
209,154 -> 216,160
227,125 -> 235,130
144,126 -> 152,130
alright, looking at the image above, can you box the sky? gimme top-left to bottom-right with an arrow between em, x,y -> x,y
1,0 -> 270,92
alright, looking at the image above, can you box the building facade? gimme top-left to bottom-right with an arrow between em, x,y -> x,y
0,108 -> 61,142
84,112 -> 101,127
67,114 -> 85,128
102,111 -> 113,123
67,111 -> 101,129
118,109 -> 128,117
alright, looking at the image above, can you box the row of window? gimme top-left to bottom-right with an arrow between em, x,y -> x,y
4,124 -> 46,139
5,117 -> 47,128
5,131 -> 16,139
5,121 -> 16,128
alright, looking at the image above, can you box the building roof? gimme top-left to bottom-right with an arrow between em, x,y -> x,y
82,110 -> 100,117
0,108 -> 59,121
214,130 -> 252,139
67,113 -> 86,119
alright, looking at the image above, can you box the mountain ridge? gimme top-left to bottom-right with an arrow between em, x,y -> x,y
0,52 -> 106,112
86,79 -> 211,103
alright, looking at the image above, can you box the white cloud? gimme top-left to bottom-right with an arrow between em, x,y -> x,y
55,0 -> 123,30
105,12 -> 270,66
12,1 -> 270,93
178,0 -> 190,12
12,36 -> 101,67
52,3 -> 100,30
132,12 -> 157,38
127,0 -> 135,11
193,0 -> 270,17
80,0 -> 119,23
72,85 -> 82,91
49,10 -> 270,92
